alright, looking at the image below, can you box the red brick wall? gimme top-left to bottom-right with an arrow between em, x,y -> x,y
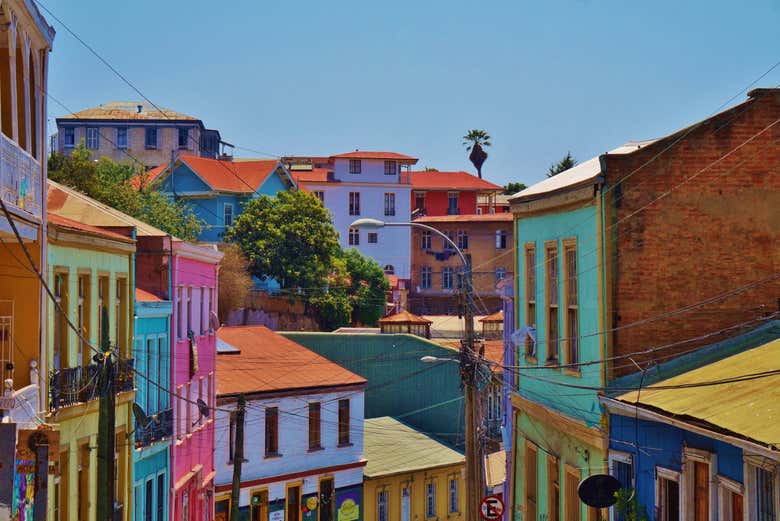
605,89 -> 780,376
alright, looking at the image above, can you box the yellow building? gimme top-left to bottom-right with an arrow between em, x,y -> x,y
45,212 -> 136,521
363,417 -> 465,521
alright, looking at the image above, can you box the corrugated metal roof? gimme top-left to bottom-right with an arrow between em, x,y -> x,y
364,417 -> 464,478
615,337 -> 780,448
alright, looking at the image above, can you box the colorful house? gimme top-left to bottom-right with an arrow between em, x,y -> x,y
214,326 -> 367,521
132,288 -> 173,521
362,416 -> 465,521
143,154 -> 296,242
600,322 -> 780,520
408,171 -> 502,217
45,212 -> 136,521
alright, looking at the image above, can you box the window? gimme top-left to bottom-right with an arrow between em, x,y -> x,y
563,239 -> 579,368
53,273 -> 68,370
201,287 -> 210,335
224,203 -> 234,227
145,128 -> 158,149
158,338 -> 168,411
377,490 -> 388,521
63,127 -> 75,147
746,459 -> 774,521
683,448 -> 715,521
448,478 -> 459,514
442,267 -> 453,290
146,479 -> 154,521
86,127 -> 99,150
116,127 -> 128,149
525,442 -> 538,521
401,486 -> 411,521
251,489 -> 269,521
349,192 -> 361,215
384,265 -> 395,275
443,231 -> 455,251
718,476 -> 743,521
308,402 -> 321,450
338,399 -> 350,445
116,278 -> 127,354
384,192 -> 396,216
656,468 -> 680,521
421,266 -> 432,290
564,466 -> 580,521
447,192 -> 459,215
215,496 -> 230,521
178,127 -> 189,148
547,456 -> 560,521
457,230 -> 469,250
384,160 -> 397,175
228,409 -> 244,462
78,443 -> 90,521
496,230 -> 507,249
414,192 -> 425,213
145,338 -> 155,413
367,232 -> 378,244
609,452 -> 634,521
57,449 -> 69,520
524,246 -> 537,357
77,275 -> 90,367
420,231 -> 432,250
348,228 -> 360,246
545,243 -> 559,362
186,287 -> 193,338
313,191 -> 324,203
349,159 -> 361,174
426,482 -> 436,518
157,474 -> 165,521
287,485 -> 301,521
495,267 -> 506,284
265,407 -> 279,456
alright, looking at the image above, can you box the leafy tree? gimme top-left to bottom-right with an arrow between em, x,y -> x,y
217,244 -> 254,323
342,248 -> 390,326
614,489 -> 649,521
463,129 -> 491,179
309,292 -> 353,332
503,182 -> 527,195
547,151 -> 577,177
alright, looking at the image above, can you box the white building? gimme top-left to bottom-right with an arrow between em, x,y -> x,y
289,151 -> 417,279
214,325 -> 367,521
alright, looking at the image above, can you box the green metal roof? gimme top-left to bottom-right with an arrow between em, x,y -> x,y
364,417 -> 464,478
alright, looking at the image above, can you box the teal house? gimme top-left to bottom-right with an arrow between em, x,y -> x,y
143,154 -> 296,243
132,287 -> 173,521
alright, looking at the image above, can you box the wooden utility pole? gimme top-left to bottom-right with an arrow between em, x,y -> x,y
96,308 -> 116,521
230,394 -> 247,521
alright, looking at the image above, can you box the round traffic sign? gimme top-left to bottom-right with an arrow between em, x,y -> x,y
480,495 -> 504,520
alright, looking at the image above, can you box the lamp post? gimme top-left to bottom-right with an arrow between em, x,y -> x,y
351,218 -> 485,520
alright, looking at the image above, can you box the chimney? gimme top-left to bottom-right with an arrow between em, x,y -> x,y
137,104 -> 143,114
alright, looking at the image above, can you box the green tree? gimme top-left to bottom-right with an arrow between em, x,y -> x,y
342,248 -> 390,326
547,151 -> 577,177
503,182 -> 527,195
309,292 -> 353,332
217,244 -> 254,323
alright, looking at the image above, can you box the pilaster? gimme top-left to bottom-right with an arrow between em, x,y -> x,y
21,30 -> 31,155
6,9 -> 18,143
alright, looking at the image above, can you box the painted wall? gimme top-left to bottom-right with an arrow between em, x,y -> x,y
281,333 -> 464,449
412,190 -> 477,216
332,158 -> 405,184
133,445 -> 170,521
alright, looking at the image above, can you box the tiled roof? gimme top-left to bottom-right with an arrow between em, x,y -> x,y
379,310 -> 432,325
410,171 -> 502,191
216,325 -> 366,396
414,213 -> 513,223
363,417 -> 464,478
291,168 -> 332,184
434,339 -> 504,368
479,310 -> 504,323
143,155 -> 284,194
58,101 -> 199,121
47,212 -> 135,243
331,151 -> 418,163
135,288 -> 164,302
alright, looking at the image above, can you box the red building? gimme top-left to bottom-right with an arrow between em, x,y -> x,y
409,171 -> 502,217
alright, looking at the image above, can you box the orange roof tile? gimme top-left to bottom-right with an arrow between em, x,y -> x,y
58,101 -> 198,121
415,213 -> 513,223
216,326 -> 366,396
331,151 -> 418,163
410,171 -> 502,191
142,155 -> 284,194
135,288 -> 164,302
378,310 -> 433,325
47,212 -> 135,243
479,310 -> 504,323
291,168 -> 332,184
434,339 -> 504,368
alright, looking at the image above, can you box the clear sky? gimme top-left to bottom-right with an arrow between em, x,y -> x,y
43,0 -> 780,188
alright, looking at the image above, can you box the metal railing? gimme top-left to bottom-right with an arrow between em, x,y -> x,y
135,407 -> 174,447
0,133 -> 42,220
49,358 -> 134,411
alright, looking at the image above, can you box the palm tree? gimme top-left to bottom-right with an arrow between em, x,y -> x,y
463,129 -> 491,178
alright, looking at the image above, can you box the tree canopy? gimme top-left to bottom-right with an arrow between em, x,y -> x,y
503,182 -> 527,195
462,129 -> 492,150
48,143 -> 204,241
547,152 -> 577,177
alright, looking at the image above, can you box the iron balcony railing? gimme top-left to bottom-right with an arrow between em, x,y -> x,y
134,407 -> 174,447
0,133 -> 42,220
49,359 -> 134,411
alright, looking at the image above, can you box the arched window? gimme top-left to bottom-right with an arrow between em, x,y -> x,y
384,265 -> 395,275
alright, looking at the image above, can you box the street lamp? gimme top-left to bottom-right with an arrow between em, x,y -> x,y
420,355 -> 458,364
350,217 -> 485,520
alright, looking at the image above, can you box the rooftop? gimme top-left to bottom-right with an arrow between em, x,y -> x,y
331,151 -> 418,163
434,338 -> 504,368
58,101 -> 199,122
378,310 -> 433,325
144,155 -> 286,194
415,213 -> 513,224
479,310 -> 504,323
216,325 -> 366,397
135,288 -> 164,302
410,171 -> 502,191
363,417 -> 464,478
47,212 -> 135,243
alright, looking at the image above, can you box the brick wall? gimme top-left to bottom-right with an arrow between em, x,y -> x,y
605,89 -> 780,376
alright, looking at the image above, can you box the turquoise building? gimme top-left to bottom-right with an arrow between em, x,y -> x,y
132,288 -> 173,521
143,154 -> 296,243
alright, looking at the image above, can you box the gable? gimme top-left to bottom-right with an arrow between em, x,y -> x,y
158,163 -> 213,193
256,167 -> 293,196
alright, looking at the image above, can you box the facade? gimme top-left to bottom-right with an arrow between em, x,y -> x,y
408,170 -> 502,217
214,326 -> 367,521
54,101 -> 225,167
45,212 -> 136,521
132,288 -> 174,521
408,213 -> 513,315
601,323 -> 780,520
291,151 -> 418,279
142,154 -> 296,242
362,416 -> 465,521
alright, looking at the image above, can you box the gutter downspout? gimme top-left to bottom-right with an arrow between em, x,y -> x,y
598,159 -> 610,473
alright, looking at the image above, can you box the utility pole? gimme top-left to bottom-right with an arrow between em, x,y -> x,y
96,308 -> 116,521
230,394 -> 246,521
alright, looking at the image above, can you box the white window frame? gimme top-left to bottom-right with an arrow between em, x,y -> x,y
608,451 -> 634,521
448,476 -> 459,513
421,266 -> 432,290
744,455 -> 780,521
681,447 -> 717,521
655,467 -> 682,521
86,127 -> 99,150
717,474 -> 744,521
349,159 -> 361,174
377,489 -> 388,521
426,481 -> 436,518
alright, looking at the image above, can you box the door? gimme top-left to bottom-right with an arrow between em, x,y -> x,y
251,490 -> 269,521
694,462 -> 709,521
319,479 -> 334,521
287,485 -> 301,521
732,492 -> 743,521
401,486 -> 411,521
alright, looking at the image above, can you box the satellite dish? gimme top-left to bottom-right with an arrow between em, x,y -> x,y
133,403 -> 153,430
196,398 -> 210,418
578,474 -> 621,508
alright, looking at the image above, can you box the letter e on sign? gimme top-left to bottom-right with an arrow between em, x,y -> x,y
480,495 -> 504,520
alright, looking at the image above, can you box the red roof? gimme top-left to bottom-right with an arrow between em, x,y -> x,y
291,167 -> 332,184
216,326 -> 366,396
135,288 -> 164,302
142,155 -> 284,193
47,212 -> 135,243
410,171 -> 502,191
415,213 -> 513,223
479,310 -> 504,323
331,151 -> 418,163
378,310 -> 432,325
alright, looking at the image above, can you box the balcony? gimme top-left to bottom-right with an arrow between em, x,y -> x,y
49,359 -> 134,411
1,133 -> 42,222
135,407 -> 174,447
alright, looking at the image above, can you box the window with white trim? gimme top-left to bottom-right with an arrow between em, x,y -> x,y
348,228 -> 359,246
655,467 -> 680,521
384,160 -> 397,175
682,448 -> 716,521
349,159 -> 361,174
496,230 -> 508,249
448,477 -> 458,513
745,456 -> 777,521
608,451 -> 634,521
425,482 -> 436,518
367,232 -> 378,244
421,230 -> 431,250
377,490 -> 388,521
457,230 -> 468,250
420,266 -> 432,289
86,127 -> 99,150
349,192 -> 360,215
442,267 -> 453,290
717,474 -> 743,521
384,192 -> 396,216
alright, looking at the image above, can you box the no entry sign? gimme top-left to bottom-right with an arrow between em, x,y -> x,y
480,495 -> 504,520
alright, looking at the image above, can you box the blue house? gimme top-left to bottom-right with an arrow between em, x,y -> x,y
144,154 -> 296,242
132,288 -> 174,521
601,321 -> 780,521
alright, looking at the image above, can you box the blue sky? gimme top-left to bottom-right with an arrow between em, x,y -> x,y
44,0 -> 780,187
